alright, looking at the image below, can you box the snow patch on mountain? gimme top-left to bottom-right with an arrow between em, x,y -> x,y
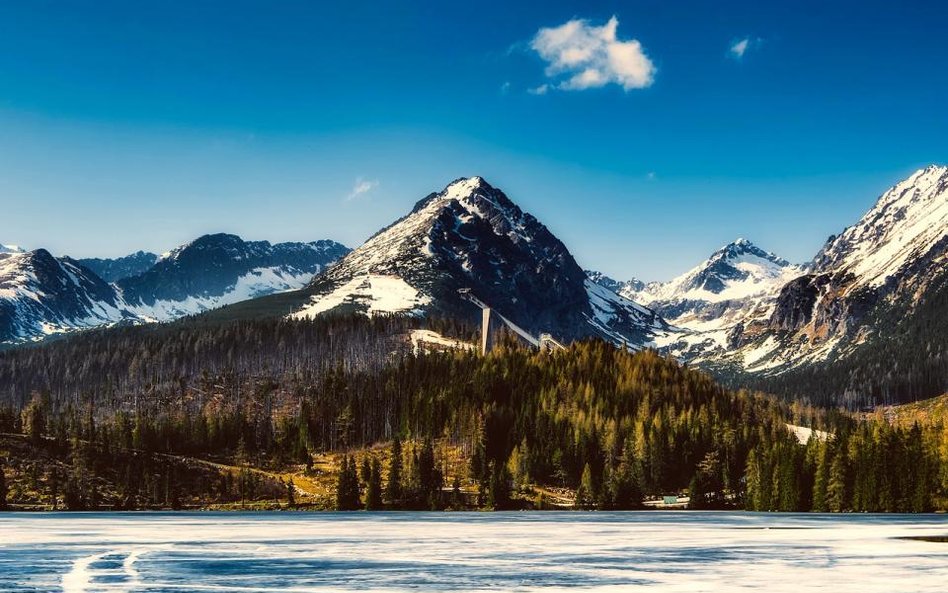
630,238 -> 803,307
814,165 -> 948,287
590,239 -> 803,362
128,266 -> 320,322
1,236 -> 349,345
0,250 -> 128,343
292,274 -> 431,319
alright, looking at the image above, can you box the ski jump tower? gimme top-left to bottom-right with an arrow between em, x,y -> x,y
458,288 -> 565,355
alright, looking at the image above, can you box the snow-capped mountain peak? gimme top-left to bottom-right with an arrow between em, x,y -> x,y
292,177 -> 668,347
0,244 -> 25,254
635,238 -> 800,306
813,164 -> 948,287
0,248 -> 127,342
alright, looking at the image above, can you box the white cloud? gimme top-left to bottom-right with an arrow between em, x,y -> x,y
528,84 -> 549,95
730,38 -> 749,58
530,16 -> 655,92
346,177 -> 379,201
500,81 -> 511,94
729,37 -> 761,59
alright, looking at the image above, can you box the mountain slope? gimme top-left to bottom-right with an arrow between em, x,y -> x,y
0,249 -> 128,343
78,251 -> 158,282
290,177 -> 668,346
613,239 -> 803,363
725,166 -> 948,373
0,235 -> 350,345
701,165 -> 948,406
118,234 -> 350,322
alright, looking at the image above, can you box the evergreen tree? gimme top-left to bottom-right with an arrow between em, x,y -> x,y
21,394 -> 47,444
826,449 -> 849,513
487,461 -> 512,510
335,455 -> 362,511
365,458 -> 384,510
386,437 -> 403,503
575,463 -> 595,510
64,476 -> 85,511
609,439 -> 642,509
810,442 -> 830,512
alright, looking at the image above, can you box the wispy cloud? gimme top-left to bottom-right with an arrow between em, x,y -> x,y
729,37 -> 761,59
345,177 -> 379,201
530,15 -> 655,92
528,84 -> 549,95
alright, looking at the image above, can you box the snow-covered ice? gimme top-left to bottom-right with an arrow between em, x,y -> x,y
2,512 -> 948,592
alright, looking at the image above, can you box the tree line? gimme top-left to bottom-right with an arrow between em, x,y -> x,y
0,315 -> 944,512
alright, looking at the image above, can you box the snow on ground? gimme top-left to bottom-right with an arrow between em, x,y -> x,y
742,335 -> 779,368
291,274 -> 432,320
409,329 -> 475,355
786,423 -> 832,445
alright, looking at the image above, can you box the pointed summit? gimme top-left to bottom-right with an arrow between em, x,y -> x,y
290,177 -> 667,347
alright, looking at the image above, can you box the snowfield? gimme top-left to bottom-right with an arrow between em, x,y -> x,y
3,513 -> 948,593
292,274 -> 432,319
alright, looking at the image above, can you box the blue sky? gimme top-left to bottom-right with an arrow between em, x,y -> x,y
0,1 -> 945,281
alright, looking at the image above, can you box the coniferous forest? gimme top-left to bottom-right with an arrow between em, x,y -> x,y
0,314 -> 944,512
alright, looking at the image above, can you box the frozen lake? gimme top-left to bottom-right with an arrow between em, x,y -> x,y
1,512 -> 947,592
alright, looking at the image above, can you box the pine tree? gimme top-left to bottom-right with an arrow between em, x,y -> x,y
285,479 -> 296,508
744,447 -> 767,511
410,438 -> 441,509
21,394 -> 46,445
811,442 -> 829,512
386,437 -> 403,504
64,475 -> 85,511
610,439 -> 642,509
575,463 -> 595,510
507,438 -> 530,492
826,449 -> 849,512
688,474 -> 707,509
487,461 -> 512,510
365,458 -> 384,510
335,455 -> 362,511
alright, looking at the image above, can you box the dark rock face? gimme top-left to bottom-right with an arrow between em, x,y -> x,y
424,185 -> 589,334
78,251 -> 158,282
770,274 -> 825,331
120,234 -> 349,306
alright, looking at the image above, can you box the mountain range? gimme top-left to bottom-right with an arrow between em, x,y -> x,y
0,235 -> 349,344
4,166 -> 948,405
588,164 -> 948,404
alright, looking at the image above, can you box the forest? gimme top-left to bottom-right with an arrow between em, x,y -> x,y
0,314 -> 945,512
